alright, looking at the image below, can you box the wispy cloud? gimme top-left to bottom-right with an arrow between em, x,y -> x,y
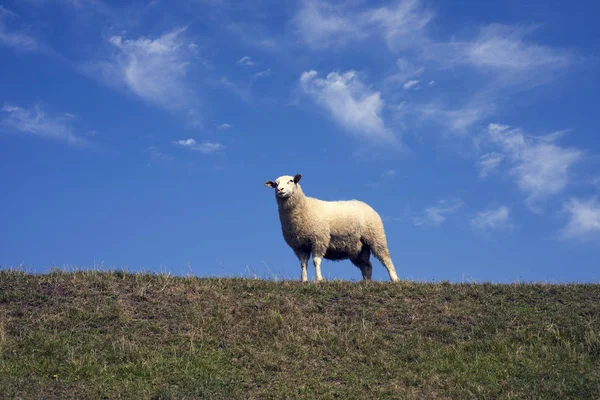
413,24 -> 573,133
413,198 -> 463,228
0,6 -> 39,52
299,70 -> 395,142
253,68 -> 271,79
145,145 -> 172,162
237,56 -> 256,66
403,80 -> 420,90
89,27 -> 199,114
366,0 -> 433,51
471,206 -> 512,232
432,24 -> 572,76
381,169 -> 397,178
218,123 -> 232,130
477,152 -> 504,178
415,99 -> 495,134
562,197 -> 600,239
293,0 -> 432,51
217,76 -> 251,103
224,21 -> 279,54
1,104 -> 85,146
0,5 -> 16,17
385,58 -> 424,87
483,123 -> 582,210
62,0 -> 109,12
174,138 -> 224,154
292,0 -> 365,49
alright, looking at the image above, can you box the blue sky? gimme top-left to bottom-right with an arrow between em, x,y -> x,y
1,0 -> 599,283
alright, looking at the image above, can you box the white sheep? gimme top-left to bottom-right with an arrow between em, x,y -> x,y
264,174 -> 400,283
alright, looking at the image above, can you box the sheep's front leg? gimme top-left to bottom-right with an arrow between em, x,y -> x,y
312,256 -> 323,282
295,251 -> 310,283
312,244 -> 328,282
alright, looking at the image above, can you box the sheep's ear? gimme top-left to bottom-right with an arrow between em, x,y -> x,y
294,174 -> 302,183
264,181 -> 276,188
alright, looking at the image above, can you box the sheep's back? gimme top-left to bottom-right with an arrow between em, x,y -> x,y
312,198 -> 380,234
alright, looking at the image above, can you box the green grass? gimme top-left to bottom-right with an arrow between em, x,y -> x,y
1,269 -> 599,399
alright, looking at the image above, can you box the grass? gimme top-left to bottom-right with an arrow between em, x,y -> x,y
1,268 -> 599,399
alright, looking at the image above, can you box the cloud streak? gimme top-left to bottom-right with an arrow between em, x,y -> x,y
174,138 -> 224,154
413,198 -> 463,228
293,0 -> 432,51
471,206 -> 512,232
0,6 -> 40,52
1,104 -> 85,146
237,56 -> 256,66
438,24 -> 572,74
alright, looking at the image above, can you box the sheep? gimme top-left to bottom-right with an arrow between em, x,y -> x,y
264,174 -> 400,283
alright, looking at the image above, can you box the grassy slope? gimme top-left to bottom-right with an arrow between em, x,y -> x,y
0,270 -> 599,399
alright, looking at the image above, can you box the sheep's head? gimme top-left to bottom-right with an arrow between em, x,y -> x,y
264,174 -> 302,199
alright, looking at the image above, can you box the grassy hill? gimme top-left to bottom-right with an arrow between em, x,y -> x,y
1,269 -> 599,399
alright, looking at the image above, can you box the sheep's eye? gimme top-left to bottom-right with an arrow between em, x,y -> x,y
289,180 -> 293,183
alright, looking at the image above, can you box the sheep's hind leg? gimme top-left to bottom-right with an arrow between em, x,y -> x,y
371,245 -> 399,282
361,260 -> 373,280
351,246 -> 373,281
351,258 -> 373,280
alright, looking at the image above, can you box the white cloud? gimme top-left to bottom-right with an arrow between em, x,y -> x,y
428,80 -> 435,86
413,198 -> 463,227
403,80 -> 420,90
93,28 -> 198,112
145,145 -> 172,161
218,123 -> 232,130
562,198 -> 600,239
60,0 -> 107,10
0,6 -> 39,52
253,68 -> 271,79
485,123 -> 582,209
382,169 -> 396,178
1,104 -> 85,146
174,138 -> 224,154
413,24 -> 573,134
292,0 -> 364,49
293,0 -> 432,51
194,142 -> 223,154
426,24 -> 572,85
366,0 -> 433,51
471,206 -> 512,231
464,24 -> 571,72
477,152 -> 504,178
226,22 -> 279,52
299,70 -> 395,142
188,43 -> 199,55
237,56 -> 256,66
416,100 -> 495,134
0,5 -> 16,17
175,138 -> 196,147
385,58 -> 424,86
218,76 -> 251,103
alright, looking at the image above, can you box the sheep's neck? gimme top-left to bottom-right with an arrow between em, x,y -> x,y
276,188 -> 307,215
